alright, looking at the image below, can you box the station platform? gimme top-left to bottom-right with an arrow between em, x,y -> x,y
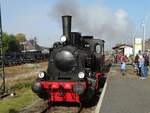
99,65 -> 150,113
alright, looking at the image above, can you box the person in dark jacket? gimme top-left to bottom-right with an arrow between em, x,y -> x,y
134,54 -> 139,75
143,52 -> 149,77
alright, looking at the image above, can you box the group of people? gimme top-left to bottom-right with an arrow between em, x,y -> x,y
114,51 -> 149,78
113,53 -> 127,75
134,51 -> 149,79
114,53 -> 127,64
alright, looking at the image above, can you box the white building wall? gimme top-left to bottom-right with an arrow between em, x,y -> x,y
134,38 -> 142,56
124,47 -> 133,57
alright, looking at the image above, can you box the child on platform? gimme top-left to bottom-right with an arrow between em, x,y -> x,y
120,61 -> 126,75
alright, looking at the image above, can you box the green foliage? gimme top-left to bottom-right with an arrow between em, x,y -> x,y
7,35 -> 21,52
11,82 -> 32,90
2,32 -> 10,52
0,78 -> 37,113
15,33 -> 26,42
0,89 -> 38,113
2,32 -> 24,52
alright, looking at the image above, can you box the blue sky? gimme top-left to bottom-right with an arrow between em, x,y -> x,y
103,0 -> 150,26
1,0 -> 150,48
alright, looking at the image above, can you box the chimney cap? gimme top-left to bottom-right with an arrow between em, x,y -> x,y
62,15 -> 72,17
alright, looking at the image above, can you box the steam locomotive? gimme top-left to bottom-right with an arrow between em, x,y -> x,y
32,15 -> 106,104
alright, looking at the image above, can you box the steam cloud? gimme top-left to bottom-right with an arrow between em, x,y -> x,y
49,0 -> 133,49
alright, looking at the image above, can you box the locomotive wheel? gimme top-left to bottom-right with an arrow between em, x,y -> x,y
80,88 -> 96,107
98,76 -> 106,89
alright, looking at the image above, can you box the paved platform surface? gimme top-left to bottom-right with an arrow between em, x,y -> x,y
100,65 -> 150,113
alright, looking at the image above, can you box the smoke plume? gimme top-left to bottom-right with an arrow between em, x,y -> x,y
49,0 -> 133,49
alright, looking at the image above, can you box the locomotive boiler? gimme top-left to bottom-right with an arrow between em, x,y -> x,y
32,15 -> 106,104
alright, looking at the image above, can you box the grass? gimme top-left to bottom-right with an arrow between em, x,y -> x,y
4,62 -> 48,77
10,81 -> 33,91
6,76 -> 36,90
0,88 -> 38,113
2,75 -> 37,112
0,62 -> 48,113
0,79 -> 37,113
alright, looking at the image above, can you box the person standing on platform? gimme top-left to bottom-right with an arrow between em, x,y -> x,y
120,61 -> 126,75
134,54 -> 139,75
138,55 -> 146,80
137,50 -> 142,77
120,55 -> 126,76
143,52 -> 149,77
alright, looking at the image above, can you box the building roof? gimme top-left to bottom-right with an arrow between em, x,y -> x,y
112,44 -> 133,50
20,39 -> 49,52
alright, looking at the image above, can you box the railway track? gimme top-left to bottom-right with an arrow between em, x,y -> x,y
45,105 -> 96,113
20,100 -> 97,113
20,91 -> 101,113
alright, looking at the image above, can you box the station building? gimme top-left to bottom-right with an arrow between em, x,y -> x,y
20,39 -> 49,54
145,39 -> 150,52
112,44 -> 133,57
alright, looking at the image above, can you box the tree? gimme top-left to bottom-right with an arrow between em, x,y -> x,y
15,33 -> 26,42
2,32 -> 10,52
7,35 -> 21,52
2,32 -> 22,52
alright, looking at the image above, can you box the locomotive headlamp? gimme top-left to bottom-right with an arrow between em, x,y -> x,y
78,72 -> 85,79
38,71 -> 45,79
60,35 -> 67,42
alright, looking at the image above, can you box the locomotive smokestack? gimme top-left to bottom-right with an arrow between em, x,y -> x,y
62,15 -> 72,41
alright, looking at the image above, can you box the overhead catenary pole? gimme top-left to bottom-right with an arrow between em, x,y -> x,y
34,37 -> 37,49
132,30 -> 137,56
0,3 -> 5,94
142,20 -> 146,52
132,20 -> 142,56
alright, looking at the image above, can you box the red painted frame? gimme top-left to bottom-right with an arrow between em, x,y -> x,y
38,72 -> 106,103
40,81 -> 86,103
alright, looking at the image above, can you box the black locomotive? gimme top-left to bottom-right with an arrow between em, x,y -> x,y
32,15 -> 106,104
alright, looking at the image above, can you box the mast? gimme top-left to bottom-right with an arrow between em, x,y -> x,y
142,20 -> 146,52
0,3 -> 5,94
